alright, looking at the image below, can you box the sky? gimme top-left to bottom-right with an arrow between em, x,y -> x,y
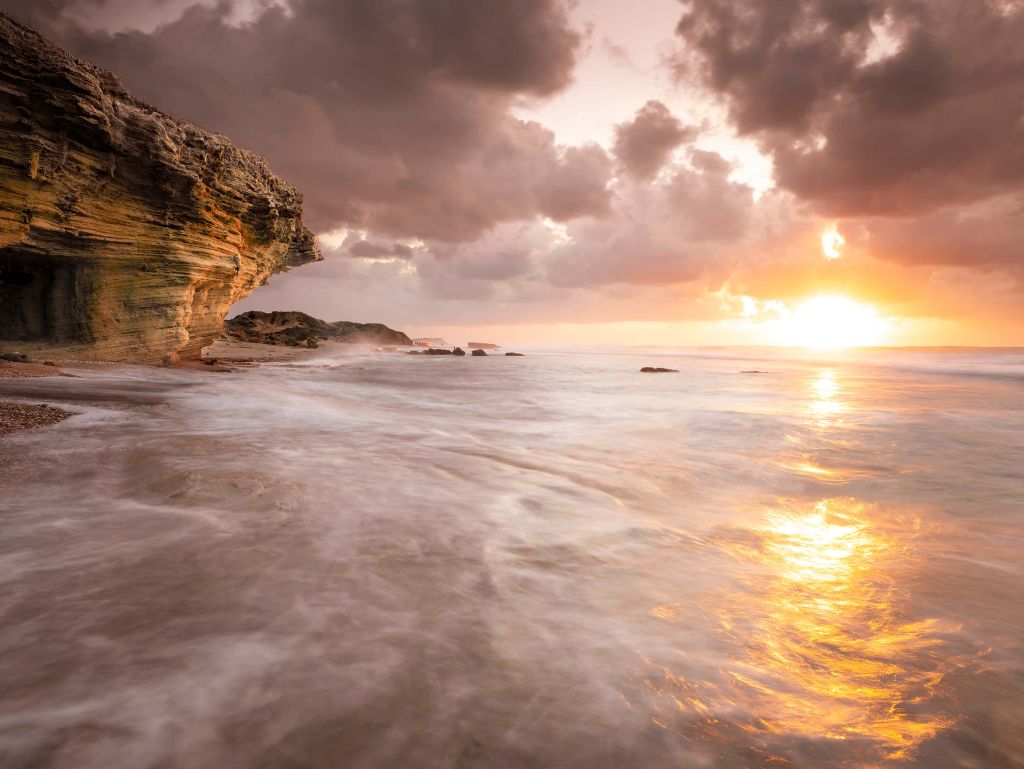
5,0 -> 1024,346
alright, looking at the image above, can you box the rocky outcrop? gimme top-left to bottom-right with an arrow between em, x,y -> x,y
223,310 -> 411,347
640,367 -> 678,373
0,14 -> 320,364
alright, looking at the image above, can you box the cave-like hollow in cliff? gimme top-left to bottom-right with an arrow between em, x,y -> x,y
0,246 -> 97,344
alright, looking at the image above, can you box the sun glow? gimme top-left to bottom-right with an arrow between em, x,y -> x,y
821,224 -> 845,260
772,295 -> 890,348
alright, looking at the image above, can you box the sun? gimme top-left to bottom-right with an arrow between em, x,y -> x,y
772,295 -> 890,348
821,224 -> 845,260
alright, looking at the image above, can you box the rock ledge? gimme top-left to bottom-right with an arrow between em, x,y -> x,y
0,13 -> 321,363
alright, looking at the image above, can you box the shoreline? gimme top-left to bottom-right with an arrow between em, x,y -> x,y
0,340 -> 397,436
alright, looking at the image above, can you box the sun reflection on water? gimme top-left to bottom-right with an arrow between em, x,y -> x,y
641,499 -> 963,763
740,500 -> 956,757
809,369 -> 843,418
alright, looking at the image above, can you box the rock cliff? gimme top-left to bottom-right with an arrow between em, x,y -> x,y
223,311 -> 412,347
0,13 -> 320,363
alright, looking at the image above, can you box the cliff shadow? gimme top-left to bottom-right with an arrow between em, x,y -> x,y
0,246 -> 98,344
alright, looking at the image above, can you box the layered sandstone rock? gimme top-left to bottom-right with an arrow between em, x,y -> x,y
0,13 -> 320,363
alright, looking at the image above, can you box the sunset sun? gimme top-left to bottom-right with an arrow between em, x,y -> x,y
772,295 -> 891,349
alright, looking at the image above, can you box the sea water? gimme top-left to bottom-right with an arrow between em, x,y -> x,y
1,347 -> 1022,768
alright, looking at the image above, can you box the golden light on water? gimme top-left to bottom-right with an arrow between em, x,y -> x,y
809,368 -> 844,419
637,367 -> 969,762
642,499 -> 961,762
771,295 -> 891,348
734,500 -> 958,758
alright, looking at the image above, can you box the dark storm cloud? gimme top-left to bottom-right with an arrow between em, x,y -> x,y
347,240 -> 414,259
6,0 -> 613,241
612,100 -> 695,180
676,0 -> 1024,218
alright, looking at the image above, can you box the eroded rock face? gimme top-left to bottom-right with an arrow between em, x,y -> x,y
223,311 -> 411,347
0,14 -> 320,363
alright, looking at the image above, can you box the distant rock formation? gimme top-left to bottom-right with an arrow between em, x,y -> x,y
452,347 -> 466,356
467,342 -> 499,349
223,311 -> 410,347
0,13 -> 320,364
504,352 -> 524,356
640,367 -> 678,373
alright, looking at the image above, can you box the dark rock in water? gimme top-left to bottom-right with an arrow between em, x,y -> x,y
0,14 -> 319,364
452,347 -> 466,356
640,367 -> 678,373
505,352 -> 524,356
740,370 -> 768,374
471,349 -> 488,356
0,352 -> 28,363
407,350 -> 422,355
305,338 -> 319,349
423,348 -> 454,356
224,311 -> 411,348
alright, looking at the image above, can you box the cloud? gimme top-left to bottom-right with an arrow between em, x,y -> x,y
8,0 -> 613,241
613,100 -> 695,180
347,239 -> 415,259
676,0 -> 1024,218
544,147 -> 760,288
537,143 -> 613,220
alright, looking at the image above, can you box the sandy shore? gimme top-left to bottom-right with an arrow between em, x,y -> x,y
0,359 -> 66,378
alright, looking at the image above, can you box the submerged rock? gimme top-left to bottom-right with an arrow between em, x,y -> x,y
471,349 -> 488,356
0,13 -> 320,364
640,367 -> 678,373
223,310 -> 410,347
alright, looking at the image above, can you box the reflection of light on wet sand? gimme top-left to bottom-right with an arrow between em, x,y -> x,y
641,499 -> 963,763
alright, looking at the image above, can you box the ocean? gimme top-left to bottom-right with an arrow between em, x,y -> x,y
1,347 -> 1022,768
